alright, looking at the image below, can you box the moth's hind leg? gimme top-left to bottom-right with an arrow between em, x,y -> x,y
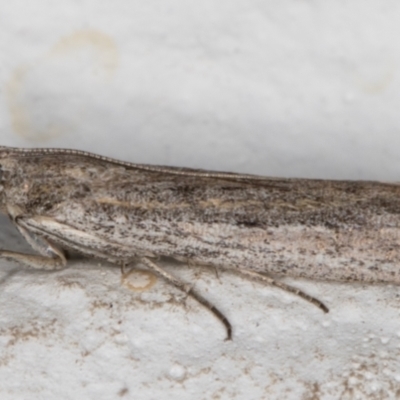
140,257 -> 232,340
237,268 -> 329,313
0,223 -> 67,270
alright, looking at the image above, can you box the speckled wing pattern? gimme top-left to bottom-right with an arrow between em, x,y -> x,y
1,146 -> 400,338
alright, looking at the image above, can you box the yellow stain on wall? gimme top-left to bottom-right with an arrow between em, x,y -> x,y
49,30 -> 118,79
121,269 -> 158,292
6,65 -> 31,139
6,29 -> 119,142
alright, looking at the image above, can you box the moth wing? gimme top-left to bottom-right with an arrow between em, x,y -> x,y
17,215 -> 155,260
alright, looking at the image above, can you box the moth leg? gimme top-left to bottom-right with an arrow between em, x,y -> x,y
120,261 -> 128,275
120,261 -> 139,277
237,268 -> 329,313
140,257 -> 232,340
188,258 -> 220,280
0,223 -> 67,270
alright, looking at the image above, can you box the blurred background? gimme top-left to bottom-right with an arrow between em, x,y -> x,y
1,2 -> 400,399
2,1 -> 400,180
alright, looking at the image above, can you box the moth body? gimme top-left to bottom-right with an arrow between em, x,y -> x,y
1,146 -> 400,338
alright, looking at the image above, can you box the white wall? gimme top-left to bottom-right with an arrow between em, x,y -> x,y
1,1 -> 400,399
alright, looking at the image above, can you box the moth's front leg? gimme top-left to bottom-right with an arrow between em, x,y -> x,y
0,217 -> 67,270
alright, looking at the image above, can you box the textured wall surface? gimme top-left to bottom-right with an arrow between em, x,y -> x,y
1,1 -> 400,399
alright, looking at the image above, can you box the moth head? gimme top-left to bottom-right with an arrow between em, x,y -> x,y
0,146 -> 17,209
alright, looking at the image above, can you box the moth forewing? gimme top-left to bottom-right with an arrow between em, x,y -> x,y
1,146 -> 400,339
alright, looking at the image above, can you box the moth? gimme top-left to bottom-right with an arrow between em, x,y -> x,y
1,146 -> 399,339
